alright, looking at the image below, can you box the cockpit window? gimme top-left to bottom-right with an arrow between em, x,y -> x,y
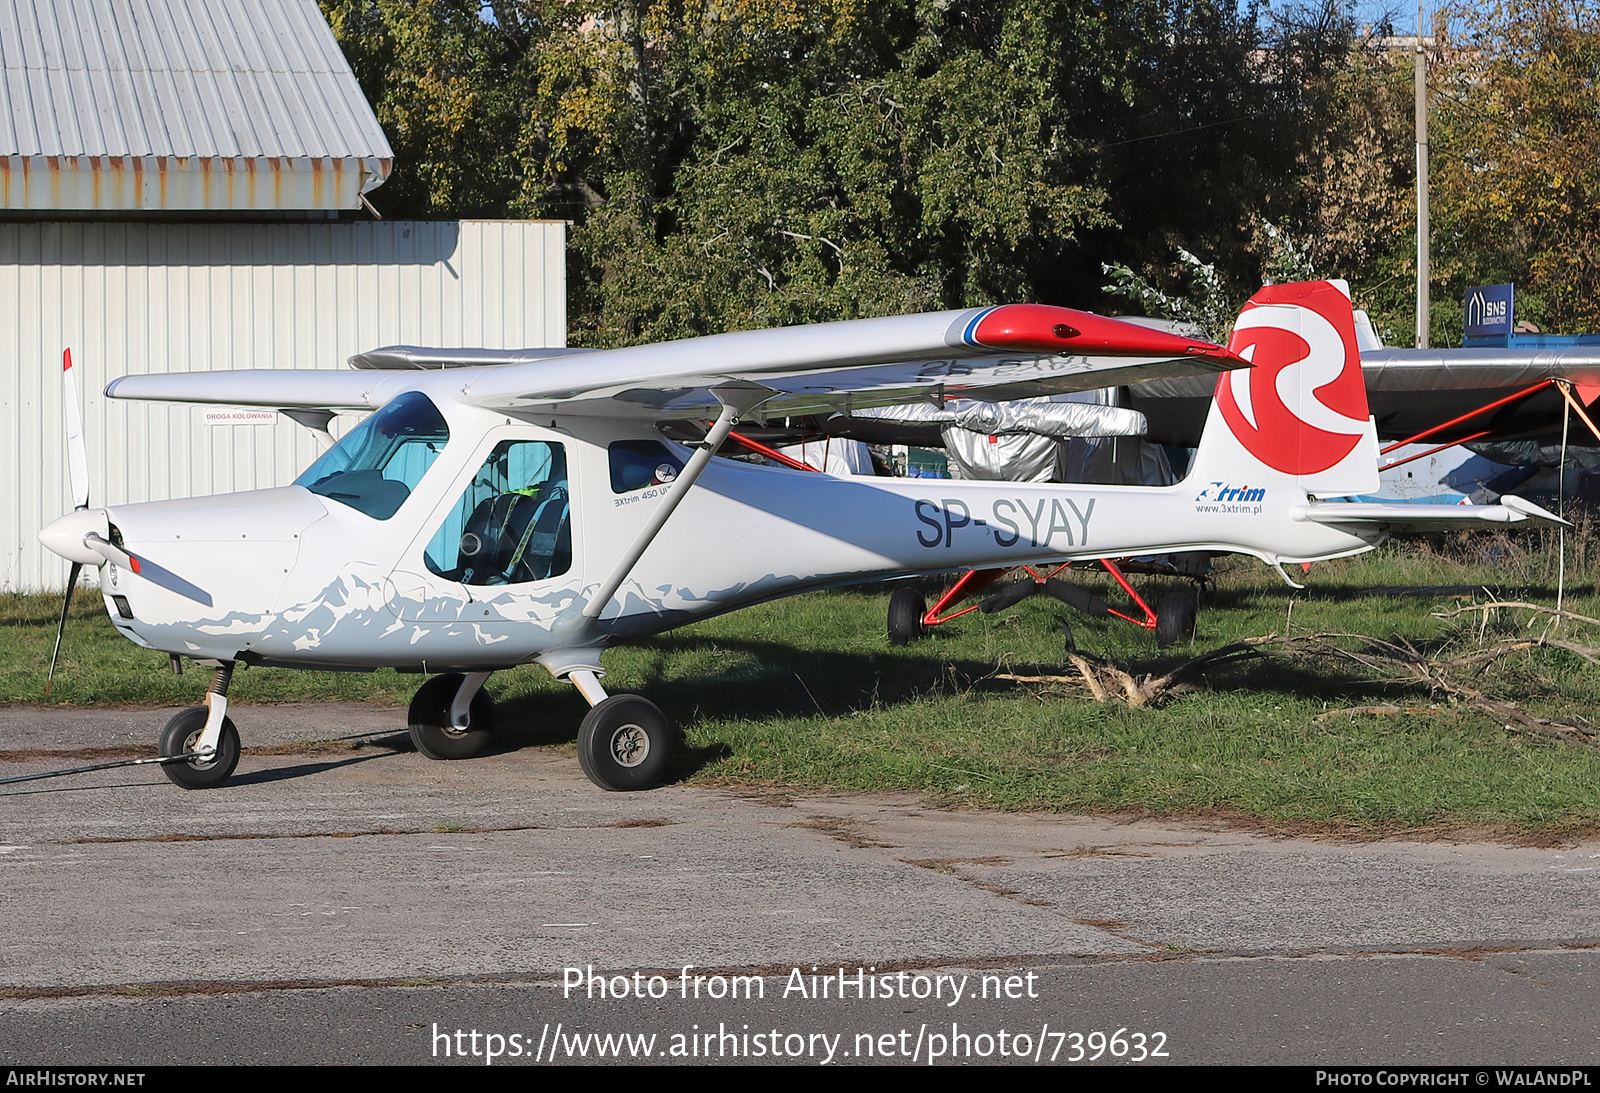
425,440 -> 571,585
294,392 -> 449,520
609,439 -> 682,494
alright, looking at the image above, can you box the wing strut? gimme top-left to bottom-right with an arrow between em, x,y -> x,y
280,408 -> 338,450
576,382 -> 775,629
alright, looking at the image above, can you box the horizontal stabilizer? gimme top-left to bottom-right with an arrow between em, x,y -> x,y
1298,494 -> 1568,530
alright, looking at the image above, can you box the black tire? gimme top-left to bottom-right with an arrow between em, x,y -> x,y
887,587 -> 927,647
408,674 -> 495,760
159,707 -> 241,790
1155,590 -> 1198,648
577,695 -> 673,791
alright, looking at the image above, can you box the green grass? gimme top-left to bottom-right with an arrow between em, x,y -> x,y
7,529 -> 1600,835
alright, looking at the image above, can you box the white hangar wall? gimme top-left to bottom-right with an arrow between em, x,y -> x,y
1,218 -> 567,591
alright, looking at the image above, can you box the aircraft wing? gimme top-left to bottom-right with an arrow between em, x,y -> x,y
1358,346 -> 1600,390
105,369 -> 404,411
104,305 -> 1244,421
1131,346 -> 1600,447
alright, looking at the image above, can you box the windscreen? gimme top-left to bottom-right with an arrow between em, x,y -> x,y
294,392 -> 450,520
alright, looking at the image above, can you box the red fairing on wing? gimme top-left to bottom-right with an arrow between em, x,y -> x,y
969,303 -> 1240,361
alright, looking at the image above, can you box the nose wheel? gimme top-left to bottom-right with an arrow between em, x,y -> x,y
159,707 -> 241,789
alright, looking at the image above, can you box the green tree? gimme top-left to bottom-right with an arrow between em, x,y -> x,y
1430,0 -> 1600,334
1283,25 -> 1418,344
321,1 -> 544,216
323,2 -> 1368,344
543,1 -> 1122,345
1068,2 -> 1375,324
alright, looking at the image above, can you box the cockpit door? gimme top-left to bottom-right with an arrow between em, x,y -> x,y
386,431 -> 581,625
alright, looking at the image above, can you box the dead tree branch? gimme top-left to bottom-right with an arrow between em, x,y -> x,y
996,630 -> 1599,745
1432,602 -> 1600,629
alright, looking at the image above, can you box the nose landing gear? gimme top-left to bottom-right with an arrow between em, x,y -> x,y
159,707 -> 241,789
160,663 -> 241,789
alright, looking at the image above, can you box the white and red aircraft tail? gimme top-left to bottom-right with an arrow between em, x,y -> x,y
1178,279 -> 1563,580
1187,279 -> 1380,500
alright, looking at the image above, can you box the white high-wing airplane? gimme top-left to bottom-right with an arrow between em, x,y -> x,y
38,281 -> 1562,792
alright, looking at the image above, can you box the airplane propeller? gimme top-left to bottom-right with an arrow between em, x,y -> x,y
46,349 -> 89,696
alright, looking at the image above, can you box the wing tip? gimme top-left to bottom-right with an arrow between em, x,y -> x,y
968,303 -> 1242,362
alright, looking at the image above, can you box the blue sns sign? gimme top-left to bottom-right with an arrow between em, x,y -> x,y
1464,283 -> 1514,340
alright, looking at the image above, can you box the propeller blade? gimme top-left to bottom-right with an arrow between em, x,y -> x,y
45,561 -> 81,696
81,533 -> 213,607
63,349 -> 89,510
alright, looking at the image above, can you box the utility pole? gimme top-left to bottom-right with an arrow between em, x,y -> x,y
1416,1 -> 1430,349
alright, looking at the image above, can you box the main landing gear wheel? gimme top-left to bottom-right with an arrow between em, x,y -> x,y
1155,590 -> 1198,648
577,695 -> 673,791
159,707 -> 241,790
887,588 -> 927,647
408,674 -> 495,760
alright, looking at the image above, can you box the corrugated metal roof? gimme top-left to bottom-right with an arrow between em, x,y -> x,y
0,0 -> 393,210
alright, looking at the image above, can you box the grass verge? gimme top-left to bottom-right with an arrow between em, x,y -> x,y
6,530 -> 1600,835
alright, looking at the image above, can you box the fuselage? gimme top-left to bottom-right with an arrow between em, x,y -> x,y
42,387 -> 1380,673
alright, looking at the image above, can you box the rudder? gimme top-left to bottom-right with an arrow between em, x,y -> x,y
1187,280 -> 1379,499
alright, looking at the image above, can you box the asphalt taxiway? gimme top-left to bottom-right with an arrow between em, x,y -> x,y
1,704 -> 1596,1065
